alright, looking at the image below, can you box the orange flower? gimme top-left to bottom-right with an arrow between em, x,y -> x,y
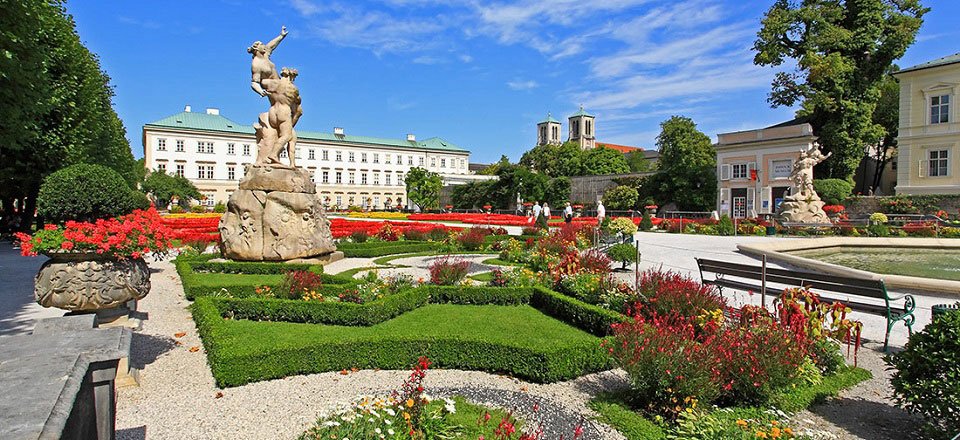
770,427 -> 781,438
406,398 -> 414,408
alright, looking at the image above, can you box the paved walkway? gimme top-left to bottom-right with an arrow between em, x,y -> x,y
0,242 -> 63,336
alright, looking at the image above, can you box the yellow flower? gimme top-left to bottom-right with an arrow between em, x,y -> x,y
406,399 -> 414,408
402,411 -> 411,421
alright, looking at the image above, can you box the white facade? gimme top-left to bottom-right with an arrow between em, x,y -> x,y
143,107 -> 473,209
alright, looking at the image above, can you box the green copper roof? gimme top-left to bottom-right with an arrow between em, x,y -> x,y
539,112 -> 560,124
145,111 -> 468,153
568,105 -> 594,118
898,52 -> 960,74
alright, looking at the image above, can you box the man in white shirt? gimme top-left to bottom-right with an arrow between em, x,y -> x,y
596,201 -> 605,224
531,202 -> 542,224
563,202 -> 573,223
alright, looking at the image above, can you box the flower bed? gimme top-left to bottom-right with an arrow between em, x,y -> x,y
17,208 -> 173,259
406,212 -> 646,227
329,218 -> 457,239
161,213 -> 221,245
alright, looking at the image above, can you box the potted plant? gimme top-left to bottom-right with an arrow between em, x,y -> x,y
572,204 -> 584,217
644,204 -> 658,215
482,204 -> 492,213
14,208 -> 173,324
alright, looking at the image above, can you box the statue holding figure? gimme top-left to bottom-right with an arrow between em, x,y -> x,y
778,143 -> 832,223
247,26 -> 301,168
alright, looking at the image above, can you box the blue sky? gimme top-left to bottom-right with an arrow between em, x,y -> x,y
67,0 -> 960,164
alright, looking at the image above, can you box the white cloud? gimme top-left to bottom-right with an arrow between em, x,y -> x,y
507,79 -> 539,90
458,54 -> 474,63
289,0 -> 323,16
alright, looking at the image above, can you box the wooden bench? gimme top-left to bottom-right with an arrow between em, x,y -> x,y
696,258 -> 916,351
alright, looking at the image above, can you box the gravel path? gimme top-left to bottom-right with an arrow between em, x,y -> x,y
115,258 -> 629,439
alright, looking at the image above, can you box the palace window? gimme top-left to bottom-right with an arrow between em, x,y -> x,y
418,157 -> 424,166
932,95 -> 950,124
361,173 -> 368,185
373,173 -> 379,185
373,153 -> 379,164
361,152 -> 367,163
176,140 -> 184,152
336,150 -> 342,161
385,154 -> 391,164
348,152 -> 355,162
335,171 -> 343,184
408,155 -> 413,165
227,166 -> 235,181
322,150 -> 329,161
440,158 -> 446,168
431,157 -> 436,167
322,171 -> 329,184
198,165 -> 214,179
157,163 -> 167,174
929,149 -> 949,177
374,196 -> 380,207
348,172 -> 355,185
398,172 -> 404,184
336,195 -> 342,206
308,149 -> 315,160
732,163 -> 748,179
385,174 -> 391,186
227,143 -> 235,155
157,138 -> 167,151
242,144 -> 251,156
175,164 -> 184,177
197,141 -> 214,154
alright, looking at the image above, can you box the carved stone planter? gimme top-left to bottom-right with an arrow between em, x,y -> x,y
34,252 -> 151,312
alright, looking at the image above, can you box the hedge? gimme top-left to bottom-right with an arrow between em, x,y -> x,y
212,290 -> 430,325
530,286 -> 628,337
189,260 -> 321,275
192,299 -> 612,387
339,242 -> 440,257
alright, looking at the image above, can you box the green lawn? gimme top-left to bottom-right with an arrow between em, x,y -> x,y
184,272 -> 284,287
469,271 -> 494,283
220,304 -> 598,356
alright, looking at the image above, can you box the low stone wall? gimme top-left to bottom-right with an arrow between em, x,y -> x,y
844,195 -> 960,217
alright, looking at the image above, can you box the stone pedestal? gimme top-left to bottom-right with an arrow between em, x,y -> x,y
35,253 -> 151,311
779,193 -> 829,223
220,164 -> 337,261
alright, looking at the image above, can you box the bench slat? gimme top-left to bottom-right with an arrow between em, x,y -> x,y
697,258 -> 885,299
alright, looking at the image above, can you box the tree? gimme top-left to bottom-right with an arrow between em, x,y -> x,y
583,146 -> 630,175
625,150 -> 655,173
405,167 -> 443,211
753,0 -> 927,179
545,177 -> 571,207
0,0 -> 138,231
652,116 -> 717,210
870,67 -> 900,193
603,185 -> 639,210
142,171 -> 201,208
519,141 -> 584,177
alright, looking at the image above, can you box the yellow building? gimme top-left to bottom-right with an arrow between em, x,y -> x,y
894,53 -> 960,195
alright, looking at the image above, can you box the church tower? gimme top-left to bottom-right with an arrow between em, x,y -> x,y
536,112 -> 562,146
567,105 -> 595,149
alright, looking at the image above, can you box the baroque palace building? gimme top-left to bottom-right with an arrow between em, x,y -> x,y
143,106 -> 483,210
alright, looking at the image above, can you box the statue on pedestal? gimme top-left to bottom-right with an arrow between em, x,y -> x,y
778,144 -> 832,223
219,27 -> 338,262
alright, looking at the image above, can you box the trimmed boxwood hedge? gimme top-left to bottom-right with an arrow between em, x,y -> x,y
192,299 -> 612,387
338,241 -> 441,257
175,255 -> 357,300
530,286 -> 627,337
213,290 -> 430,325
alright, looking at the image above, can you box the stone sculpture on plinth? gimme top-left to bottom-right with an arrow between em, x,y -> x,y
778,144 -> 832,223
219,27 -> 338,261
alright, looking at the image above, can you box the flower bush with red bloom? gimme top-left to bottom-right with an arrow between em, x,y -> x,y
637,268 -> 726,319
15,208 -> 174,260
279,270 -> 324,300
375,223 -> 402,241
903,221 -> 937,237
457,227 -> 488,251
823,205 -> 846,215
579,248 -> 612,274
428,256 -> 470,285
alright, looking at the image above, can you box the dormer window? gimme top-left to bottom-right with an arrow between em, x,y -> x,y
931,94 -> 950,124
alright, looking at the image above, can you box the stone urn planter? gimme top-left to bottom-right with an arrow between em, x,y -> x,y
35,252 -> 151,317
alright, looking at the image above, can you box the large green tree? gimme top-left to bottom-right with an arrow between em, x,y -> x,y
405,167 -> 443,211
519,141 -> 627,177
625,150 -> 655,172
869,67 -> 900,193
0,0 -> 138,230
583,146 -> 629,175
142,171 -> 201,208
651,116 -> 717,210
753,0 -> 926,179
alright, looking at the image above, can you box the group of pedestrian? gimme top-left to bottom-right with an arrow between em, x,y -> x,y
525,200 -> 606,228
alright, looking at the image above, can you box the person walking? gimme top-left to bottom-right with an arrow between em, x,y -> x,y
563,202 -> 573,224
530,201 -> 542,225
596,200 -> 606,225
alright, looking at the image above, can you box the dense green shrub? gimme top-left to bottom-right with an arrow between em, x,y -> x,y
888,305 -> 960,438
213,290 -> 430,325
717,215 -> 735,236
213,202 -> 227,213
37,163 -> 146,222
867,223 -> 890,237
422,285 -> 532,305
530,286 -> 627,336
604,185 -> 639,210
813,179 -> 853,205
639,211 -> 653,231
607,243 -> 638,269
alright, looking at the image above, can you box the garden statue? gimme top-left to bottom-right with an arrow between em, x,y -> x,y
220,27 -> 339,262
778,144 -> 831,223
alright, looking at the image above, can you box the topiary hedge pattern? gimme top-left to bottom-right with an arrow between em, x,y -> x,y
338,241 -> 440,257
37,163 -> 148,222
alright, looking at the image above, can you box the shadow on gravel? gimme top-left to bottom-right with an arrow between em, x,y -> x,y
810,397 -> 923,440
116,425 -> 146,440
129,332 -> 178,370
